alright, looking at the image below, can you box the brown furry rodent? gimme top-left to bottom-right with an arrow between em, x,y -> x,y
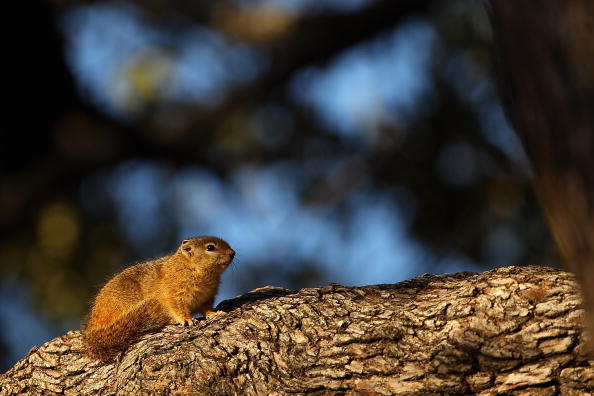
82,236 -> 235,361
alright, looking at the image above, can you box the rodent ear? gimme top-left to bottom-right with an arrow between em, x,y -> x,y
181,245 -> 194,258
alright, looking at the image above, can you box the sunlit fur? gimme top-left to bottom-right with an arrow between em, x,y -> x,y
82,237 -> 235,361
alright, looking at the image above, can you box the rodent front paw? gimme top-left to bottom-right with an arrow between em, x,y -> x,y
205,310 -> 224,320
180,318 -> 194,326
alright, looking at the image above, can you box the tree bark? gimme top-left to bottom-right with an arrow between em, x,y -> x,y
1,266 -> 592,395
489,0 -> 594,332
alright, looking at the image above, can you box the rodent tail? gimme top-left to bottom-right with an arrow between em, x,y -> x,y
82,299 -> 169,361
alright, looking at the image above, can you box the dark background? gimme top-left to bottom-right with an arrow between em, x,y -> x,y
1,0 -> 557,370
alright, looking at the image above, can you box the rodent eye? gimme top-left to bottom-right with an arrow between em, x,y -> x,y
206,244 -> 216,251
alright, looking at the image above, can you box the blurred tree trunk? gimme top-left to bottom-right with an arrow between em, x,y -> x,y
489,1 -> 594,332
1,266 -> 592,395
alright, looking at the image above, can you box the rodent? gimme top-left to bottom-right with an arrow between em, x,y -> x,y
82,236 -> 235,361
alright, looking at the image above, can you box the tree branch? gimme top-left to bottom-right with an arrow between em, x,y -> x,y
1,266 -> 592,395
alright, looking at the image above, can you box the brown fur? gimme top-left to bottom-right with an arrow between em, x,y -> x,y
82,237 -> 235,361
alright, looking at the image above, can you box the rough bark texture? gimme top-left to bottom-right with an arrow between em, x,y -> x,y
489,0 -> 594,331
1,266 -> 592,395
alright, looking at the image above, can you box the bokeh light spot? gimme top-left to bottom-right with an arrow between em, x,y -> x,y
37,202 -> 80,260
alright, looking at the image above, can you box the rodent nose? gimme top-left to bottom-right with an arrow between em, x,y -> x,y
229,250 -> 236,259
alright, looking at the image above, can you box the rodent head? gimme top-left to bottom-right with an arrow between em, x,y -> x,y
178,236 -> 235,271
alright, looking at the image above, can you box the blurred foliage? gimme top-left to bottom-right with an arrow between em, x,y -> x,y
1,0 -> 558,369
